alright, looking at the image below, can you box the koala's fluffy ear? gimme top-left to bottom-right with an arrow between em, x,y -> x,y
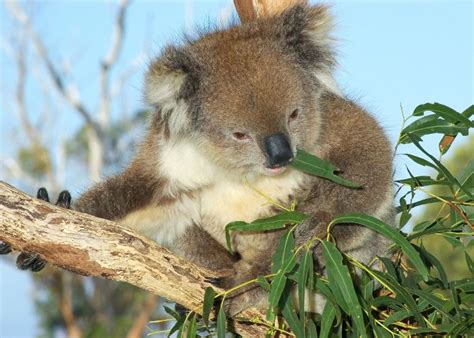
276,4 -> 335,69
145,47 -> 199,133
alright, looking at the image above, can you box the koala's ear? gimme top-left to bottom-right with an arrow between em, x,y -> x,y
145,47 -> 199,105
145,47 -> 199,132
276,4 -> 335,69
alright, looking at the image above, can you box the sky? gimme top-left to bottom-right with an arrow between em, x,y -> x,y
0,1 -> 473,337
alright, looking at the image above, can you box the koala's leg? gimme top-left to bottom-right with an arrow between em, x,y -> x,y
209,232 -> 283,316
171,225 -> 239,315
172,225 -> 238,272
14,188 -> 72,272
215,257 -> 272,316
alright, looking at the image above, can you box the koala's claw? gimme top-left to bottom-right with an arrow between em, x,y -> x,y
13,188 -> 72,272
16,252 -> 46,272
204,276 -> 223,286
174,303 -> 188,316
0,241 -> 12,255
36,187 -> 50,202
56,190 -> 71,208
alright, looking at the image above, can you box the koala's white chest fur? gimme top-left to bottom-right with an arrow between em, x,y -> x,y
124,139 -> 307,253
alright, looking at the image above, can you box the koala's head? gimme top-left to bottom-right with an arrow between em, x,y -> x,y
145,4 -> 337,177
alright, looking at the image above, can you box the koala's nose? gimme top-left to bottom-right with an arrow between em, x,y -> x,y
263,133 -> 294,168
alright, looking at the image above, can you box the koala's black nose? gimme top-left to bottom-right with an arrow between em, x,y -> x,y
263,133 -> 294,168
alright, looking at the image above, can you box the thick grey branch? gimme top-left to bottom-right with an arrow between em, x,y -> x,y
0,181 -> 268,337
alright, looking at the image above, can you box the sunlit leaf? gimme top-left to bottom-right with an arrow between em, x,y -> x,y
186,314 -> 197,338
410,289 -> 454,320
322,241 -> 367,337
256,276 -> 271,291
298,249 -> 313,325
370,269 -> 424,324
415,245 -> 448,288
202,287 -> 215,327
225,211 -> 307,252
413,102 -> 473,125
216,306 -> 226,338
271,230 -> 296,274
330,213 -> 430,281
320,301 -> 337,338
291,149 -> 362,188
410,136 -> 472,198
281,288 -> 304,338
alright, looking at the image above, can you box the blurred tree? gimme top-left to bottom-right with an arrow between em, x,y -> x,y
1,1 -> 162,337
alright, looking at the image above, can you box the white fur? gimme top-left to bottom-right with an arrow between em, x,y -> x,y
292,287 -> 327,314
304,6 -> 335,50
157,138 -> 307,251
158,140 -> 220,195
145,69 -> 190,133
145,69 -> 184,107
314,69 -> 342,96
119,194 -> 199,248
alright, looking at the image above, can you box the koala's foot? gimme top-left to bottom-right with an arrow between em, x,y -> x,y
0,241 -> 12,255
225,286 -> 268,317
174,303 -> 188,316
208,262 -> 269,317
15,188 -> 72,272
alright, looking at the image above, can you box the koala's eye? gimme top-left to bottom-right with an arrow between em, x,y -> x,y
288,109 -> 299,122
232,132 -> 251,141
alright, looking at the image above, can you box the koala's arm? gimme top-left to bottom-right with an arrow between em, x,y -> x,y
296,93 -> 395,265
74,135 -> 236,274
73,167 -> 160,221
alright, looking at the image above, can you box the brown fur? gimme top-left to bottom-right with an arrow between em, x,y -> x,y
74,4 -> 394,315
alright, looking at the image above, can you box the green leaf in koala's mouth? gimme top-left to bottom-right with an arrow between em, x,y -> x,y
291,149 -> 362,188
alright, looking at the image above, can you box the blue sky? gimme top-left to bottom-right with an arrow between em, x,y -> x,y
0,1 -> 472,337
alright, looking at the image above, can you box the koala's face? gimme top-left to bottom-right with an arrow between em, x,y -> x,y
145,4 -> 336,177
195,46 -> 321,177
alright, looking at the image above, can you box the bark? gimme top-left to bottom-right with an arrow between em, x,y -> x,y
0,181 -> 268,337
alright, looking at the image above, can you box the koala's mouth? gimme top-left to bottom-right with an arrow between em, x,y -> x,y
263,165 -> 288,176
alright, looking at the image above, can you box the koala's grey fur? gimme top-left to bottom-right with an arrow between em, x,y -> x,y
74,4 -> 394,315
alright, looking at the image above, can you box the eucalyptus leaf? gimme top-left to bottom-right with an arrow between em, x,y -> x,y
186,314 -> 197,338
281,288 -> 305,338
202,287 -> 215,327
321,241 -> 367,337
225,211 -> 308,251
216,306 -> 226,338
320,301 -> 337,338
225,211 -> 307,252
291,149 -> 362,188
329,213 -> 430,281
298,249 -> 313,324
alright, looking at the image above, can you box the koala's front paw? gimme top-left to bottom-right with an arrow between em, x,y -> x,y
0,241 -> 12,255
13,188 -> 72,272
215,286 -> 268,317
209,275 -> 268,317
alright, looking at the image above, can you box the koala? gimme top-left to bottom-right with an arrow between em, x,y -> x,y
3,4 -> 394,316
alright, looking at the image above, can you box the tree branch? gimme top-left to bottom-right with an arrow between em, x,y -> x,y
98,0 -> 130,128
0,181 -> 268,336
